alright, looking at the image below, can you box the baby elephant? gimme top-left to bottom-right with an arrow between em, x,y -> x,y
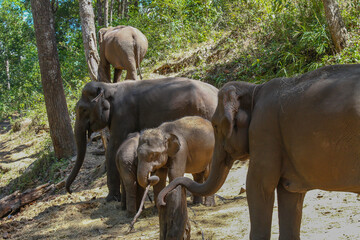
115,132 -> 144,216
137,116 -> 215,206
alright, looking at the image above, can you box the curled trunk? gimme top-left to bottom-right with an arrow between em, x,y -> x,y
65,119 -> 88,193
157,143 -> 233,207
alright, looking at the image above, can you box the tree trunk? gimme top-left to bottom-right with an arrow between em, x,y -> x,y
118,0 -> 121,18
96,0 -> 103,26
0,183 -> 55,218
109,0 -> 114,26
5,59 -> 10,90
119,0 -> 128,19
79,0 -> 100,82
322,0 -> 348,53
104,0 -> 109,27
30,0 -> 76,159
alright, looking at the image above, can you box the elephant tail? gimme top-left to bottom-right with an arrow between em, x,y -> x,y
136,43 -> 143,80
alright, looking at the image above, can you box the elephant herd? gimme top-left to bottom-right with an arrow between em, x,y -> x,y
65,25 -> 360,240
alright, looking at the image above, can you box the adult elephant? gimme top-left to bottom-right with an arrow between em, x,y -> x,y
65,77 -> 218,202
98,25 -> 148,82
158,64 -> 360,239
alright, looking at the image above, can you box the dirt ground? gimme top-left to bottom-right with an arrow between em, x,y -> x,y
0,123 -> 359,240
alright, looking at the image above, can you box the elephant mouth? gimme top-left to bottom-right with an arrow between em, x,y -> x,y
87,123 -> 93,140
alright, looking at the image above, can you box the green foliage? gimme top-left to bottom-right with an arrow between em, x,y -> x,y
112,0 -> 222,62
0,0 -> 359,127
1,0 -> 359,119
199,0 -> 359,87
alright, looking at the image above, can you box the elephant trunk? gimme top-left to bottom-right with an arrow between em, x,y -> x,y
65,119 -> 88,194
137,162 -> 151,189
157,141 -> 233,207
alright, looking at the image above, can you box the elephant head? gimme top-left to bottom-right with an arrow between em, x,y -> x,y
66,81 -> 112,193
137,128 -> 180,189
157,82 -> 258,206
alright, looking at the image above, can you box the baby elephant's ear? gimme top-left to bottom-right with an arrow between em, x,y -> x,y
167,133 -> 181,157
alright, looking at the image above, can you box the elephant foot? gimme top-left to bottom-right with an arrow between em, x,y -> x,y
126,211 -> 136,218
192,195 -> 203,205
152,205 -> 158,215
204,196 -> 216,207
121,201 -> 126,210
106,193 -> 121,202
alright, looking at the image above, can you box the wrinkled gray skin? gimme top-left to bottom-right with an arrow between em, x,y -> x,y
159,186 -> 190,240
137,116 -> 215,206
65,77 -> 218,202
98,25 -> 148,82
158,64 -> 360,240
115,132 -> 143,216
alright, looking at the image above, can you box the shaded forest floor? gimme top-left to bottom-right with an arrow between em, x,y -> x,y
0,119 -> 359,239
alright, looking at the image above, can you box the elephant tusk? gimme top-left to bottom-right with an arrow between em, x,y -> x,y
91,89 -> 104,103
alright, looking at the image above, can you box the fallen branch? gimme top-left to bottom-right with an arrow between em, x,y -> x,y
215,194 -> 245,203
126,184 -> 151,234
0,183 -> 54,218
126,176 -> 159,234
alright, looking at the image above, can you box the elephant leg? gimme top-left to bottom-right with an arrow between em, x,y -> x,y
105,138 -> 122,202
204,194 -> 215,207
277,183 -> 305,240
153,168 -> 168,207
125,179 -> 138,217
246,149 -> 281,240
120,180 -> 126,210
202,165 -> 215,206
125,61 -> 138,80
98,60 -> 111,83
192,172 -> 205,205
136,184 -> 145,211
113,68 -> 122,83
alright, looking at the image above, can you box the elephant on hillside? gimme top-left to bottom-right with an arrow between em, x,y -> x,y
158,64 -> 360,239
98,25 -> 148,82
137,116 -> 215,207
65,77 -> 218,202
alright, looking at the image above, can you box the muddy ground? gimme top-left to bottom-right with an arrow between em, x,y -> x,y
0,122 -> 359,240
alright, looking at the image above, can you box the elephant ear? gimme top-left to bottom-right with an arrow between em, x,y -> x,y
221,85 -> 240,138
166,133 -> 181,157
92,87 -> 110,123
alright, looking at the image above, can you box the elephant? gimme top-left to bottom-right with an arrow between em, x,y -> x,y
65,77 -> 218,202
115,132 -> 143,216
158,64 -> 360,239
159,185 -> 191,240
137,116 -> 216,207
98,25 -> 148,82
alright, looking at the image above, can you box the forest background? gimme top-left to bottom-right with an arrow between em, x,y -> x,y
0,0 -> 359,197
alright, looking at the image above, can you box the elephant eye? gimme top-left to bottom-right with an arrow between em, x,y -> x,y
151,152 -> 160,160
213,125 -> 218,133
